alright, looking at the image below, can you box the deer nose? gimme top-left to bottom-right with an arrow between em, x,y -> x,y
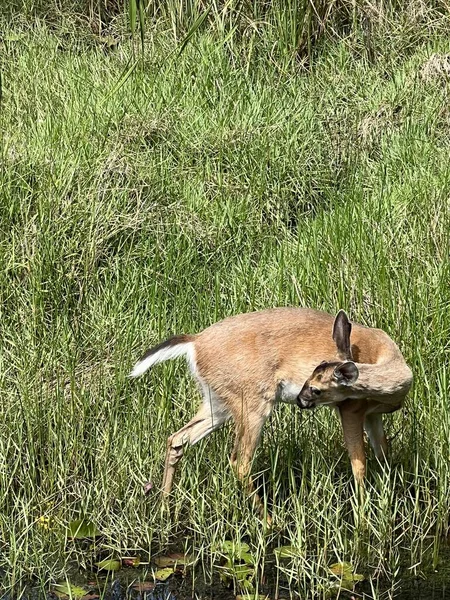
297,395 -> 315,409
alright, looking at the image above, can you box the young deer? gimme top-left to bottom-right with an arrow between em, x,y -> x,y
130,308 -> 412,512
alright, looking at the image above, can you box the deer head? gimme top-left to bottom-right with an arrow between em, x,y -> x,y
297,310 -> 359,409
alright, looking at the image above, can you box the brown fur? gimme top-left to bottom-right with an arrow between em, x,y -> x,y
131,307 -> 413,521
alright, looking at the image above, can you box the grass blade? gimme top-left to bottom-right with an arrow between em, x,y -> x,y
178,5 -> 212,56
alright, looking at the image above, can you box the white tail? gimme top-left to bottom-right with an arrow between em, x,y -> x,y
130,334 -> 195,377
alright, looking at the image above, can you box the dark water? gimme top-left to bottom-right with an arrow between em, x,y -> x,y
2,571 -> 450,600
2,549 -> 450,600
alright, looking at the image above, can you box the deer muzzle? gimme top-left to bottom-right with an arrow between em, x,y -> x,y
297,389 -> 316,409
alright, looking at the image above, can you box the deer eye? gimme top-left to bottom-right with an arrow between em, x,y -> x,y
311,387 -> 321,396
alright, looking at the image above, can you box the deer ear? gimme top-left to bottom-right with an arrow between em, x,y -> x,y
333,310 -> 353,361
333,361 -> 359,386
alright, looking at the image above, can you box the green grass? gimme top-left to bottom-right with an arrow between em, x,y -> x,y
0,9 -> 449,599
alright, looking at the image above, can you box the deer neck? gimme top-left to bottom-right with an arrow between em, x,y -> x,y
348,360 -> 413,402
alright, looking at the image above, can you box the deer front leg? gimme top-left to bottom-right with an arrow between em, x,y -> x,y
364,412 -> 388,462
339,400 -> 366,484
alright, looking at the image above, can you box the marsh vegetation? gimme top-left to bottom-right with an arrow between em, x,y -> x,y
0,1 -> 449,598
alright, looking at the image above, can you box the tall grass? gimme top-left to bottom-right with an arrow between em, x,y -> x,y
5,0 -> 450,61
0,5 -> 449,599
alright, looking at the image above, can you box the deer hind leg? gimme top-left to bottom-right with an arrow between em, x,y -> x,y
338,400 -> 367,484
162,394 -> 230,495
364,413 -> 388,462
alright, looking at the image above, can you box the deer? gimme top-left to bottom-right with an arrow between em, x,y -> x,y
130,308 -> 413,518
